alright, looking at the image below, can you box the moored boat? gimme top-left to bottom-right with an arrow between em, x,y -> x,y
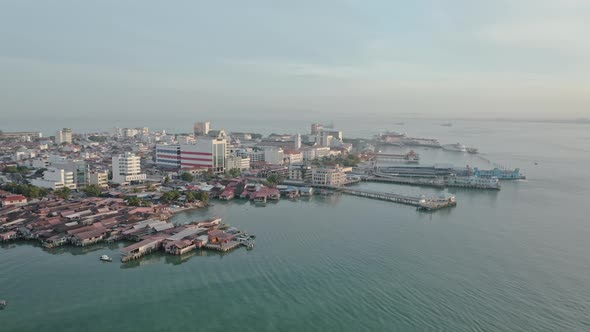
442,143 -> 467,152
99,254 -> 113,262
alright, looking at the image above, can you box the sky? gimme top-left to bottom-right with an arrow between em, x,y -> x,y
1,0 -> 589,128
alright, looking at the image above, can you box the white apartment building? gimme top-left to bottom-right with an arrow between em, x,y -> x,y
301,146 -> 331,161
112,152 -> 146,185
264,147 -> 284,165
311,166 -> 348,186
88,170 -> 109,188
226,156 -> 251,171
31,167 -> 77,190
55,128 -> 72,144
284,151 -> 303,165
288,165 -> 312,182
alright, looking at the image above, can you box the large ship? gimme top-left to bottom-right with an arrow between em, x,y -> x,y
473,167 -> 525,180
445,175 -> 500,190
442,143 -> 467,152
402,137 -> 442,148
375,131 -> 406,146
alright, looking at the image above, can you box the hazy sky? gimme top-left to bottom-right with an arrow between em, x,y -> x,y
1,0 -> 589,123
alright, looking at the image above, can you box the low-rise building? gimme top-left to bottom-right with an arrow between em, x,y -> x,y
311,166 -> 348,186
226,156 -> 250,171
88,170 -> 109,188
31,167 -> 77,190
0,194 -> 28,207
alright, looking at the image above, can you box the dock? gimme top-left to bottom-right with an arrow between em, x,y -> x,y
310,185 -> 456,211
365,173 -> 446,188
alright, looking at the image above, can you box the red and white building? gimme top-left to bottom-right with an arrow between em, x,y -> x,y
156,137 -> 227,173
0,191 -> 28,207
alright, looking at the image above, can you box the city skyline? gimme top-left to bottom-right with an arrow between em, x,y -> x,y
1,0 -> 589,123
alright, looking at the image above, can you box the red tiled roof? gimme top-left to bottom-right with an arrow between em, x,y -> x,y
1,195 -> 27,202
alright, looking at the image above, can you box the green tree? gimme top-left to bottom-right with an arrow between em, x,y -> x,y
227,168 -> 241,178
180,172 -> 195,182
164,176 -> 170,185
186,191 -> 197,203
55,187 -> 72,200
145,183 -> 154,192
267,174 -> 283,185
83,184 -> 102,197
203,169 -> 214,181
162,190 -> 180,203
126,196 -> 141,206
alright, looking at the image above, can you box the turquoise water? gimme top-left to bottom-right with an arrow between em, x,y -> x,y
1,120 -> 590,331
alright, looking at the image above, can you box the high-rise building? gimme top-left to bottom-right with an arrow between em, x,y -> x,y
55,128 -> 72,144
155,137 -> 228,174
294,134 -> 302,149
311,123 -> 323,135
112,152 -> 146,185
194,121 -> 210,136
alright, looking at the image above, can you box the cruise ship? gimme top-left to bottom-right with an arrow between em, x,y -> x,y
446,175 -> 500,189
473,168 -> 525,180
442,143 -> 467,152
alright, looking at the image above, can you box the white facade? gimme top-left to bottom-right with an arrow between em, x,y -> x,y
284,152 -> 303,165
311,167 -> 348,186
112,152 -> 146,185
264,147 -> 284,165
301,146 -> 331,161
288,165 -> 311,182
155,137 -> 228,173
226,156 -> 250,171
55,128 -> 72,144
88,171 -> 109,188
31,167 -> 77,190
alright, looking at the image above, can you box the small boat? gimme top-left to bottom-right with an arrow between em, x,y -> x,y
466,147 -> 478,154
99,255 -> 112,262
0,300 -> 7,310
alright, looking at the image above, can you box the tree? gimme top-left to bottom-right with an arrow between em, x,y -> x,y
267,174 -> 283,186
228,168 -> 241,178
55,187 -> 72,200
163,176 -> 170,185
203,169 -> 214,181
126,196 -> 141,206
84,184 -> 102,197
161,190 -> 180,203
186,191 -> 197,203
180,172 -> 195,182
145,183 -> 154,192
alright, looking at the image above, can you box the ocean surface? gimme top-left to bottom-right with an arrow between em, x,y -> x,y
1,119 -> 590,331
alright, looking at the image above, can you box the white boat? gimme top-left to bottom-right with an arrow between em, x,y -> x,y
442,143 -> 467,152
99,255 -> 113,262
0,300 -> 6,310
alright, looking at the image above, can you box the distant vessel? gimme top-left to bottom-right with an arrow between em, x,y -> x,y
100,255 -> 112,262
446,176 -> 500,190
473,168 -> 525,180
466,147 -> 478,154
442,143 -> 467,152
441,123 -> 453,127
0,300 -> 6,310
